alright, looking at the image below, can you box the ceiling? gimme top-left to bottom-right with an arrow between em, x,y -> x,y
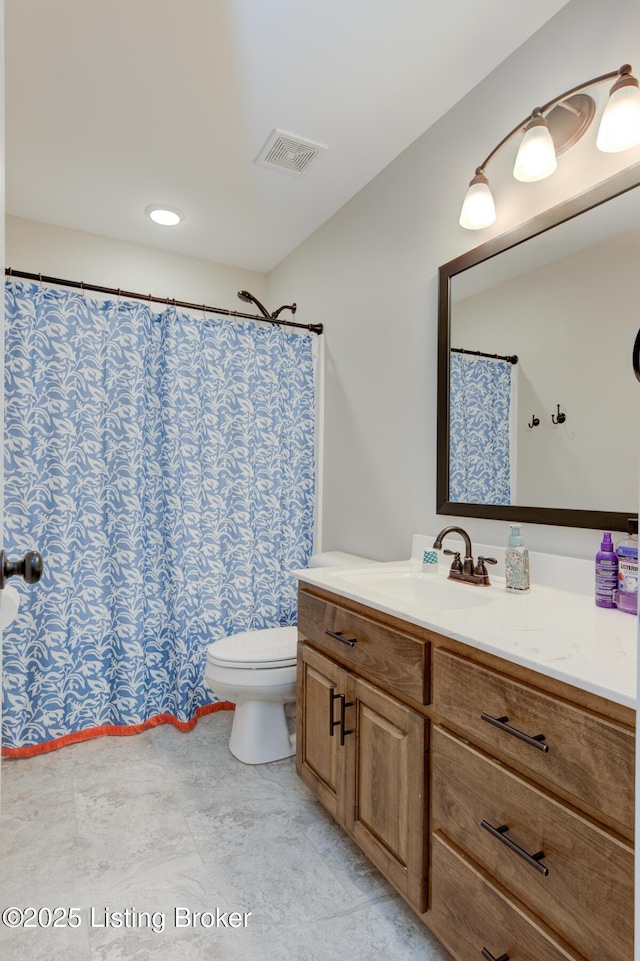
5,0 -> 570,273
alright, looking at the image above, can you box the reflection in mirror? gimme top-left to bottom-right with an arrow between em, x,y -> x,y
438,165 -> 640,530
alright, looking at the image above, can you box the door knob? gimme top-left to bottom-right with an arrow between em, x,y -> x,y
0,550 -> 43,589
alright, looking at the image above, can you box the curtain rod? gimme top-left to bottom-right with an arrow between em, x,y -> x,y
4,269 -> 324,335
451,347 -> 518,364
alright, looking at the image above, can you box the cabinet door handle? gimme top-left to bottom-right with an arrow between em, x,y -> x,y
325,629 -> 357,647
480,820 -> 549,876
481,713 -> 548,752
339,694 -> 354,746
481,950 -> 509,961
329,686 -> 341,737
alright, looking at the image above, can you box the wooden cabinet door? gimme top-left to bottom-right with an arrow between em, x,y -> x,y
296,643 -> 349,822
345,674 -> 428,911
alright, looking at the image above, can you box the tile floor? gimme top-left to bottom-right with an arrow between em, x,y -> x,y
0,710 -> 453,960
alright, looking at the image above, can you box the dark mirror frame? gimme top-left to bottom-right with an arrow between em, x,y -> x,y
437,162 -> 640,531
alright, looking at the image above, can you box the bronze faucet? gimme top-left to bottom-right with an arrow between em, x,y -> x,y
433,526 -> 497,586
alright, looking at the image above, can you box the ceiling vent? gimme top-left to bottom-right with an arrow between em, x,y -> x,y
254,129 -> 326,177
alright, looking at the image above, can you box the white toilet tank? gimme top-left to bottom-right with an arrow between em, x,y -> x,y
308,551 -> 377,568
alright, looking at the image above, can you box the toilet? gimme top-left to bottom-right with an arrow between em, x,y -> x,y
205,551 -> 374,764
205,625 -> 299,765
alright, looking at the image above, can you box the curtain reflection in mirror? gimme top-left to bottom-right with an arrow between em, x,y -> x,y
449,354 -> 515,505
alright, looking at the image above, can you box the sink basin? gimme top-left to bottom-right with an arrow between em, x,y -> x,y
329,567 -> 495,612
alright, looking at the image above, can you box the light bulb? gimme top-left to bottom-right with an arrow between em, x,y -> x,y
146,206 -> 182,226
597,74 -> 640,152
459,173 -> 496,230
513,115 -> 557,182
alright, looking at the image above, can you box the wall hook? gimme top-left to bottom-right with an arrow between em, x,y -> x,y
528,414 -> 540,429
551,404 -> 566,425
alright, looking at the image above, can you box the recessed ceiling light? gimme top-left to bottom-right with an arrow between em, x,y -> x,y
146,205 -> 182,226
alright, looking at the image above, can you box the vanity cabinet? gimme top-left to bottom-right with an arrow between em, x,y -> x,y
296,581 -> 635,961
429,648 -> 634,961
296,593 -> 428,911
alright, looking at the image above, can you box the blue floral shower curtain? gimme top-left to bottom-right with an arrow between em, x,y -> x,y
449,353 -> 513,505
2,281 -> 316,754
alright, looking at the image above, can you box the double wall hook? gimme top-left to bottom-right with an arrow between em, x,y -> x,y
528,414 -> 540,429
551,404 -> 566,425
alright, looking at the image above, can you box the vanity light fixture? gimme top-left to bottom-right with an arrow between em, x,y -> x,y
146,205 -> 182,226
459,64 -> 640,230
513,112 -> 557,182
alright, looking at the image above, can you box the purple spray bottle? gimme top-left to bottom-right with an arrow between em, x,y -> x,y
595,531 -> 617,609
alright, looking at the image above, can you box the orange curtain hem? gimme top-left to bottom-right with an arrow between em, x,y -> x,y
1,701 -> 236,759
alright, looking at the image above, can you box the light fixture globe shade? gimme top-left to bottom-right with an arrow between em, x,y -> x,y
146,205 -> 182,226
513,116 -> 557,182
459,175 -> 496,230
596,78 -> 640,152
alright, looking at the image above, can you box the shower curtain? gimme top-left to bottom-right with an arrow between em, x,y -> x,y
2,281 -> 316,755
449,353 -> 513,505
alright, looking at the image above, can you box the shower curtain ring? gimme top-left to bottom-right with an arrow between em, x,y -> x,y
38,273 -> 43,289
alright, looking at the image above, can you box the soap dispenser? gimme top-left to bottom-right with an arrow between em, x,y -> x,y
505,524 -> 530,593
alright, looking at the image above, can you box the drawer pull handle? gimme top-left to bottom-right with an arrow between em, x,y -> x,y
329,686 -> 341,737
481,713 -> 548,753
325,629 -> 357,647
480,820 -> 549,876
481,950 -> 509,961
339,694 -> 354,746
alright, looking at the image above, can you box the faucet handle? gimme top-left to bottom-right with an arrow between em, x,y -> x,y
475,556 -> 497,576
443,549 -> 463,573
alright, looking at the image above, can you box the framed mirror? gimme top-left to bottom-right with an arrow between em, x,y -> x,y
437,162 -> 640,530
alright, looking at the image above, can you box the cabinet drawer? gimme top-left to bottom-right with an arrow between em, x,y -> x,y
298,589 -> 428,703
430,833 -> 584,961
432,649 -> 634,830
432,727 -> 633,961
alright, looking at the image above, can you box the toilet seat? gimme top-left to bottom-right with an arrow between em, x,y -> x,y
206,626 -> 298,670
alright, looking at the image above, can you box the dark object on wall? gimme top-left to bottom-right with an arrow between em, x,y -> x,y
633,327 -> 640,381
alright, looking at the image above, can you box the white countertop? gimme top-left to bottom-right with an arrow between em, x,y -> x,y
295,562 -> 638,709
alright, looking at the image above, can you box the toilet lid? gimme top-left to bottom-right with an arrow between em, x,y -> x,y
207,626 -> 298,669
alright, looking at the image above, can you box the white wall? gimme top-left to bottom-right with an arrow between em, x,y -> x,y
266,0 -> 640,561
6,215 -> 267,310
